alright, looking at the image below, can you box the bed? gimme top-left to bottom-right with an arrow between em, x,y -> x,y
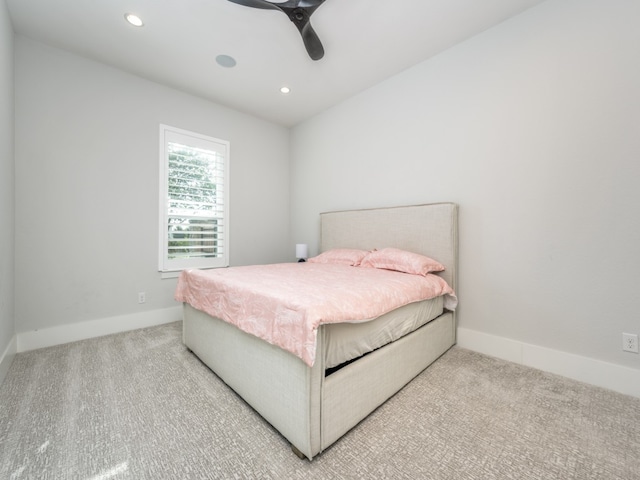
179,202 -> 458,460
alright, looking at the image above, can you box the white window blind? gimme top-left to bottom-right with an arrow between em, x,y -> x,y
159,125 -> 229,272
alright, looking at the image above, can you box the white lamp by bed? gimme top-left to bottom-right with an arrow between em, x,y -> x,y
295,243 -> 308,262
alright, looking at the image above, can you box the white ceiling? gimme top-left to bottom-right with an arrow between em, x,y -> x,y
7,0 -> 546,127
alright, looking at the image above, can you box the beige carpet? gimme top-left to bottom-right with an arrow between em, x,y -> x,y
1,321 -> 638,479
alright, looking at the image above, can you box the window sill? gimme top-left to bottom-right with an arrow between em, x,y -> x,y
160,271 -> 181,279
160,266 -> 224,280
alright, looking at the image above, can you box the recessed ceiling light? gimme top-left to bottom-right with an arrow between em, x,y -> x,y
125,13 -> 144,27
216,54 -> 237,68
280,86 -> 291,94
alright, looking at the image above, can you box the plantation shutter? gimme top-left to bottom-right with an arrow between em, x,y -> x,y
159,126 -> 229,272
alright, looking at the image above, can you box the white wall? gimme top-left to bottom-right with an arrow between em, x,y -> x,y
0,0 -> 16,381
14,36 -> 291,338
291,0 -> 640,391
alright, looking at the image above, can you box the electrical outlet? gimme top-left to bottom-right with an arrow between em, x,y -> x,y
622,333 -> 638,353
138,292 -> 146,304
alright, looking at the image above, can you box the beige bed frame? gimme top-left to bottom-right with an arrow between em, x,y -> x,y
182,203 -> 458,460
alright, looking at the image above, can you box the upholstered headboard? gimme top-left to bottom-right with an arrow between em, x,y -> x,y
319,203 -> 458,292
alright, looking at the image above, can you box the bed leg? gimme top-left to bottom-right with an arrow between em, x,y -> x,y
291,444 -> 306,460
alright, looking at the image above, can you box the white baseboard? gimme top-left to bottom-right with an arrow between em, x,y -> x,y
16,306 -> 183,353
457,327 -> 640,399
0,335 -> 17,386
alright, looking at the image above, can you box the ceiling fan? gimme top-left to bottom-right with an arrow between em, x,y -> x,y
227,0 -> 328,60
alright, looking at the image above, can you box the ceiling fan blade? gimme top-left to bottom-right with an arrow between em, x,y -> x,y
299,22 -> 324,60
298,0 -> 326,9
227,0 -> 281,11
283,7 -> 324,60
229,0 -> 327,60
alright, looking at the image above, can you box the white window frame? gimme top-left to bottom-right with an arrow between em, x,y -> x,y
158,124 -> 230,273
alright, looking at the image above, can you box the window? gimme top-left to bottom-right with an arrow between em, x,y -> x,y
159,125 -> 229,273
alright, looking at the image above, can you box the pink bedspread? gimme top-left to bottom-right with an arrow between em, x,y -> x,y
175,263 -> 457,367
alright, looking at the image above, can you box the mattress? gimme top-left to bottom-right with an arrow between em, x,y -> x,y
176,262 -> 455,367
323,296 -> 444,369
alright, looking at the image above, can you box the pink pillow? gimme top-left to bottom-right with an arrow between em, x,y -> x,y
307,249 -> 369,266
360,248 -> 445,276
